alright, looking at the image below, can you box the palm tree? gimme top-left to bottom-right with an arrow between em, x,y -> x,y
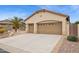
11,17 -> 23,32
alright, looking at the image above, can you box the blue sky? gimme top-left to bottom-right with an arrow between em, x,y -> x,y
0,5 -> 79,23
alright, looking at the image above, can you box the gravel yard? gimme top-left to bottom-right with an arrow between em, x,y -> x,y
58,39 -> 79,53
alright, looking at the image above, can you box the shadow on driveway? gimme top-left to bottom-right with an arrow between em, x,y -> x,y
0,48 -> 9,53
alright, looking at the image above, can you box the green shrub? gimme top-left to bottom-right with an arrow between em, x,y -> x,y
0,27 -> 7,33
67,36 -> 78,42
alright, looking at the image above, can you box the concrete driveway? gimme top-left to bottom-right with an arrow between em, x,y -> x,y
0,33 -> 63,53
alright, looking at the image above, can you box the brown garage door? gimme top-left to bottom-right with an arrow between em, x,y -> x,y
37,22 -> 62,35
28,24 -> 34,33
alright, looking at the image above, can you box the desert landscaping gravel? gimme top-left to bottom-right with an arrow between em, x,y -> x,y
58,39 -> 79,53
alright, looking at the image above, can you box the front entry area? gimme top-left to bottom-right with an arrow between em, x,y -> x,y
37,22 -> 62,35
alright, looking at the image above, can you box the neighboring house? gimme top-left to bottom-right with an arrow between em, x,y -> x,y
0,20 -> 26,31
0,20 -> 13,31
25,9 -> 70,36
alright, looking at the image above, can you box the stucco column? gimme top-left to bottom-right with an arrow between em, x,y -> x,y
77,24 -> 79,37
26,24 -> 29,33
34,23 -> 37,34
62,21 -> 67,36
67,22 -> 70,36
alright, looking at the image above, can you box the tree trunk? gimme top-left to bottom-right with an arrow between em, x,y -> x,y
15,29 -> 17,32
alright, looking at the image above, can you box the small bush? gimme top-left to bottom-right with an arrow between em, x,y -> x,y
67,35 -> 78,42
0,27 -> 7,34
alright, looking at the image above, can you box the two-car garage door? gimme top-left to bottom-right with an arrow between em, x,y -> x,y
37,22 -> 62,35
28,22 -> 62,35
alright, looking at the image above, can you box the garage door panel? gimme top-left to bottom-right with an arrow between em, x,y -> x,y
28,24 -> 34,33
37,22 -> 62,35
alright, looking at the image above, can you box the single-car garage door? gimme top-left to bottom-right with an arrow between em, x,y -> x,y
28,24 -> 34,33
37,22 -> 62,35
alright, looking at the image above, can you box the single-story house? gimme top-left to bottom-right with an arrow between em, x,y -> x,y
25,9 -> 70,36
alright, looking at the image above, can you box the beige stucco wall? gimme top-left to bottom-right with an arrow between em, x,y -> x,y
34,23 -> 37,33
25,24 -> 29,33
25,12 -> 66,23
25,12 -> 68,35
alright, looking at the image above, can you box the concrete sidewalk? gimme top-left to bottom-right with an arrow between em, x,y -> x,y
0,33 -> 63,53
